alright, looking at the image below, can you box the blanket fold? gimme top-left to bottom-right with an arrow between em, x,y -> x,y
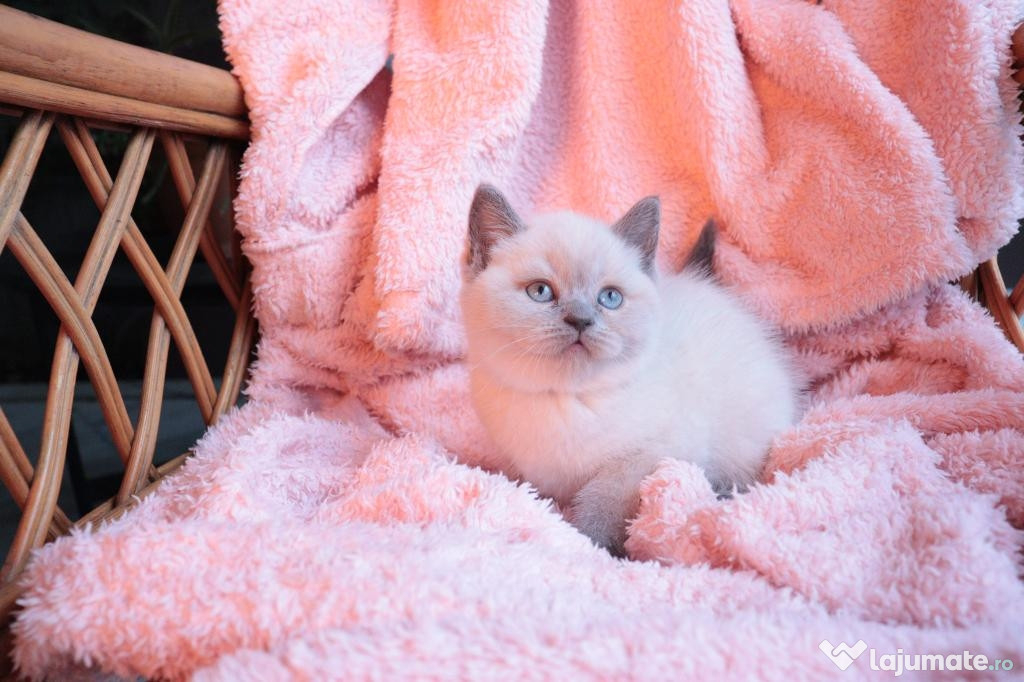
12,0 -> 1024,679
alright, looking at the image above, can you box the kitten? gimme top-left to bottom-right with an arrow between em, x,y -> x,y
460,185 -> 798,555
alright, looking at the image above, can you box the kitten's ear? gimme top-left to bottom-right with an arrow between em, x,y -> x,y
611,196 -> 660,273
683,218 -> 716,274
467,184 -> 525,274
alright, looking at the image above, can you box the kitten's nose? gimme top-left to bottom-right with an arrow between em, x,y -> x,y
564,314 -> 594,333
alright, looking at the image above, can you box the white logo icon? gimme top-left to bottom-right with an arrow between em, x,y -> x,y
819,640 -> 868,671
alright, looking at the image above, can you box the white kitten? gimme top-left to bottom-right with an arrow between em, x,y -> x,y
460,185 -> 798,554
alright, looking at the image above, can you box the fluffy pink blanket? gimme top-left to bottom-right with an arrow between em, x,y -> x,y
13,0 -> 1024,679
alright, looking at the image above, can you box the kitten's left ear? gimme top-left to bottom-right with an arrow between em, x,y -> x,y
611,196 -> 660,273
467,184 -> 525,275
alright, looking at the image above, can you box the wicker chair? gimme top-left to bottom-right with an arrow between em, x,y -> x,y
0,7 -> 255,671
0,5 -> 1020,675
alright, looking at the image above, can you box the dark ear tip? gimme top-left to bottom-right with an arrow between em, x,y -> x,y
701,217 -> 717,241
630,196 -> 660,227
473,183 -> 501,201
470,184 -> 499,220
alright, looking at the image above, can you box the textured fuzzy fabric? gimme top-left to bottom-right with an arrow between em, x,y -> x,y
12,0 -> 1024,679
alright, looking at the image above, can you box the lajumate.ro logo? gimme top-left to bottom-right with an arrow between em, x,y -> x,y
819,640 -> 1015,676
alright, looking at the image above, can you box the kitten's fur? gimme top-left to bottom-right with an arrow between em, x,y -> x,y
461,185 -> 797,555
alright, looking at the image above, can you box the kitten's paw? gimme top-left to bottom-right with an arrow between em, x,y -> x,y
568,498 -> 629,557
568,454 -> 657,557
706,471 -> 751,500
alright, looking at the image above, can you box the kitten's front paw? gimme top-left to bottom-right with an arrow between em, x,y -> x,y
706,470 -> 751,500
568,475 -> 647,557
568,454 -> 657,557
567,495 -> 630,557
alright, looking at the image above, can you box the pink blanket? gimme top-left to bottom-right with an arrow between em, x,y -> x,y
13,0 -> 1024,679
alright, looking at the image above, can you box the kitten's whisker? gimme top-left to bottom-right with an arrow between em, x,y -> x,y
476,332 -> 548,364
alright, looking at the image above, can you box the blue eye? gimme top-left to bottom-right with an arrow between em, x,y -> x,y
597,287 -> 623,309
526,281 -> 555,302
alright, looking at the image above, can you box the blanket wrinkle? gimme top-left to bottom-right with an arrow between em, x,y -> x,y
11,0 -> 1024,679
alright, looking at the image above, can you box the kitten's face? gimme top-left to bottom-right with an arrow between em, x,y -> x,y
462,206 -> 661,392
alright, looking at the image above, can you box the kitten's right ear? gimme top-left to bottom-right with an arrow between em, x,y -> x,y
467,184 -> 525,275
684,218 -> 716,274
611,196 -> 660,274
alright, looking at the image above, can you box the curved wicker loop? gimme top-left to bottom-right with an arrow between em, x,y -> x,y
0,110 -> 51,256
161,131 -> 242,309
59,120 -> 221,419
117,141 -> 229,501
977,258 -> 1024,352
7,214 -> 137,457
1011,276 -> 1024,315
214,279 -> 256,419
0,410 -> 71,540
